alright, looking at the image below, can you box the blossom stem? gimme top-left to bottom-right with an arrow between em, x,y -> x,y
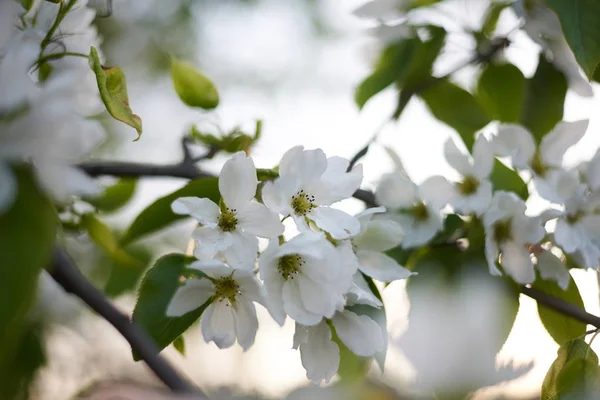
49,249 -> 201,394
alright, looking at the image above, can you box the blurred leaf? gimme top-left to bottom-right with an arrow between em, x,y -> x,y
489,159 -> 529,200
0,167 -> 56,394
420,79 -> 491,150
120,177 -> 219,245
477,63 -> 525,122
89,46 -> 142,140
430,214 -> 465,245
171,59 -> 219,110
533,274 -> 587,346
103,244 -> 152,298
542,339 -> 600,400
81,214 -> 142,269
173,336 -> 186,356
520,55 -> 567,143
132,253 -> 211,360
546,0 -> 600,79
84,178 -> 137,213
480,1 -> 511,37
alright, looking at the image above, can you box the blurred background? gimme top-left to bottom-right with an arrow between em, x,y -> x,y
28,0 -> 600,398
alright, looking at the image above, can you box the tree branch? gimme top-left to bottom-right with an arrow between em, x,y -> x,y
49,249 -> 200,394
520,285 -> 600,329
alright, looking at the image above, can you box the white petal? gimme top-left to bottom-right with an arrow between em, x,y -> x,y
310,157 -> 363,205
36,163 -> 101,201
398,212 -> 443,248
500,240 -> 535,284
452,180 -> 492,216
235,271 -> 266,305
357,250 -> 414,282
166,279 -> 215,317
232,298 -> 258,351
511,215 -> 545,245
332,310 -> 384,356
0,163 -> 16,214
187,259 -> 232,278
494,125 -> 536,168
554,219 -> 582,253
299,322 -> 340,385
309,206 -> 361,240
534,169 -> 580,204
536,250 -> 570,290
171,197 -> 220,225
355,206 -> 387,223
279,147 -> 327,185
540,120 -> 589,167
419,175 -> 453,210
237,201 -> 284,237
282,280 -> 323,326
259,247 -> 287,325
353,0 -> 404,19
549,40 -> 594,97
293,322 -> 309,349
472,135 -> 495,180
444,138 -> 474,177
353,219 -> 404,252
346,272 -> 383,308
375,173 -> 419,209
484,191 -> 526,227
484,234 -> 502,276
297,274 -> 340,318
278,231 -> 336,261
201,301 -> 237,349
222,233 -> 258,270
219,152 -> 258,210
192,227 -> 232,258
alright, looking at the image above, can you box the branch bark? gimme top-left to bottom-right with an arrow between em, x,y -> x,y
49,249 -> 200,394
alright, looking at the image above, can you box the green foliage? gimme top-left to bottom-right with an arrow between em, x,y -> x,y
173,335 -> 186,356
89,47 -> 142,140
170,58 -> 219,110
81,214 -> 142,269
479,1 -> 511,38
489,159 -> 529,200
0,168 -> 56,394
520,55 -> 567,143
120,177 -> 220,245
132,253 -> 211,360
533,274 -> 587,346
190,120 -> 261,154
103,244 -> 152,298
84,178 -> 137,213
477,63 -> 525,123
420,79 -> 491,150
430,214 -> 465,245
546,0 -> 600,79
542,339 -> 600,400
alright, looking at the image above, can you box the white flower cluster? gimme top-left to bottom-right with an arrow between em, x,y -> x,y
0,0 -> 104,212
167,147 -> 415,384
376,120 -> 600,289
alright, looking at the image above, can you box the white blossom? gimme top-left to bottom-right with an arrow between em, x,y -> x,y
166,259 -> 265,351
483,191 -> 545,284
293,309 -> 384,385
172,152 -> 283,269
494,120 -> 589,203
444,135 -> 494,215
258,232 -> 354,326
262,146 -> 363,239
534,248 -> 571,290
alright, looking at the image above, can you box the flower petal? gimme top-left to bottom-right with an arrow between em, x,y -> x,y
472,135 -> 494,180
500,240 -> 535,284
309,206 -> 361,240
222,233 -> 258,270
201,301 -> 236,349
297,274 -> 342,318
346,272 -> 383,308
299,322 -> 340,385
444,138 -> 474,177
192,227 -> 232,258
534,169 -> 580,204
484,234 -> 502,276
279,146 -> 327,185
452,180 -> 492,216
494,125 -> 536,168
554,219 -> 582,253
375,173 -> 419,209
232,298 -> 258,351
540,120 -> 589,167
166,279 -> 215,317
219,152 -> 258,210
282,280 -> 323,326
237,201 -> 284,237
235,271 -> 266,306
511,215 -> 545,245
310,156 -> 363,205
419,175 -> 453,210
357,250 -> 415,282
171,197 -> 220,225
353,219 -> 404,252
536,249 -> 570,290
187,259 -> 232,278
331,310 -> 384,356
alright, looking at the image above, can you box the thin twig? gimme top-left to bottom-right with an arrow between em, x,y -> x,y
49,249 -> 200,394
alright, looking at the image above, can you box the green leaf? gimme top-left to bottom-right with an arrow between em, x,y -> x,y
542,339 -> 600,400
489,159 -> 529,200
84,178 -> 137,213
103,244 -> 152,298
480,1 -> 511,37
89,46 -> 142,140
420,79 -> 491,150
520,55 -> 567,143
477,63 -> 525,122
170,59 -> 219,110
81,214 -> 142,269
120,177 -> 219,245
533,274 -> 587,346
173,336 -> 186,356
132,253 -> 211,360
0,168 -> 56,384
430,214 -> 465,245
545,0 -> 600,79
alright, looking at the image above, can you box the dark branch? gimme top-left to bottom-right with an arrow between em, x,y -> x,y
49,249 -> 200,394
521,285 -> 600,329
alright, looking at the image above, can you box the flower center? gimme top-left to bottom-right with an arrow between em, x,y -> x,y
531,152 -> 548,177
410,202 -> 429,222
277,254 -> 304,280
566,211 -> 584,225
218,208 -> 238,232
494,219 -> 512,243
458,176 -> 479,195
214,276 -> 240,305
291,190 -> 316,216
